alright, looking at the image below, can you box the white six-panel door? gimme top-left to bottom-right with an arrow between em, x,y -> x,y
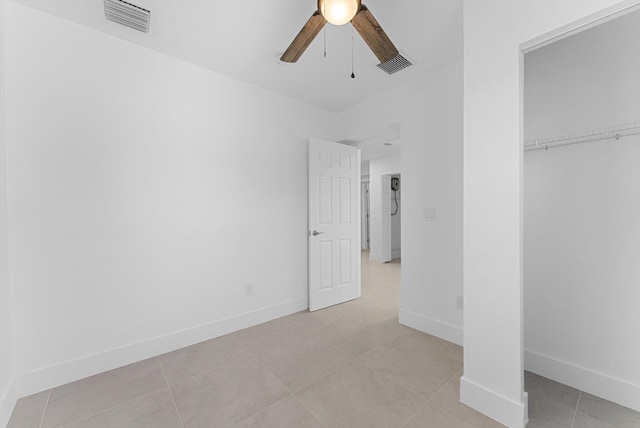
308,139 -> 361,311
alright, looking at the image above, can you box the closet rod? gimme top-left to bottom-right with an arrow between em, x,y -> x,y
524,122 -> 640,152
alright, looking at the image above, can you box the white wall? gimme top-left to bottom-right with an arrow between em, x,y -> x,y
4,2 -> 342,397
368,155 -> 401,262
360,181 -> 369,250
0,0 -> 17,425
524,10 -> 640,411
462,1 -> 636,426
341,60 -> 464,346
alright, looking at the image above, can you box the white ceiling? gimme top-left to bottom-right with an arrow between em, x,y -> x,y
13,0 -> 463,112
358,139 -> 401,177
343,124 -> 401,176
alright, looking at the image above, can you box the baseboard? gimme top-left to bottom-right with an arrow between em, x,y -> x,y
398,308 -> 463,346
460,376 -> 529,428
525,349 -> 640,413
1,377 -> 17,428
369,253 -> 399,263
14,297 -> 308,398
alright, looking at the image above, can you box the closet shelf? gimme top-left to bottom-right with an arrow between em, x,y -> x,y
524,122 -> 640,152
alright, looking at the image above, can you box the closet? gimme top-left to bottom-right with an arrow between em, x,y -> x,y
523,9 -> 640,411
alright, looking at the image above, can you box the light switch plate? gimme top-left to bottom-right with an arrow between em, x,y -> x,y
422,208 -> 436,221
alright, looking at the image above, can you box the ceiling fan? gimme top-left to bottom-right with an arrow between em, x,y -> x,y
280,0 -> 400,66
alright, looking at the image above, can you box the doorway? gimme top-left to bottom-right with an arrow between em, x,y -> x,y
360,141 -> 401,264
343,127 -> 402,306
522,6 -> 640,416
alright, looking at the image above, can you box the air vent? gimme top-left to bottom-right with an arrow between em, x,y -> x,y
376,54 -> 413,75
104,0 -> 150,33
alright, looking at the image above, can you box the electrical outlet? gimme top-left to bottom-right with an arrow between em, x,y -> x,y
244,282 -> 254,297
456,295 -> 463,310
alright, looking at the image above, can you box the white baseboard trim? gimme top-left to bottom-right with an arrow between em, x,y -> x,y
525,349 -> 640,413
14,297 -> 308,399
398,308 -> 463,346
460,376 -> 529,428
369,253 -> 399,263
1,377 -> 17,428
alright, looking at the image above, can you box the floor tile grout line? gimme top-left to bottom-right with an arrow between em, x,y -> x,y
349,359 -> 428,404
37,388 -> 52,428
426,369 -> 463,402
156,339 -> 255,387
399,399 -> 429,428
321,321 -> 410,361
571,391 -> 582,428
312,334 -> 359,363
254,301 -> 438,421
250,350 -> 330,428
169,354 -> 258,388
248,327 -> 338,357
247,352 -> 329,428
157,356 -> 185,428
233,393 -> 296,426
294,359 -> 352,395
250,350 -> 295,396
291,394 -> 330,428
53,387 -> 169,428
354,347 -> 460,403
251,339 -> 352,398
430,401 -> 490,428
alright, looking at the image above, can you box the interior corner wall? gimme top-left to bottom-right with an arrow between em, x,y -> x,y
4,2 -> 342,399
524,11 -> 640,411
340,59 -> 464,347
462,1 -> 634,427
367,155 -> 401,263
1,0 -> 18,425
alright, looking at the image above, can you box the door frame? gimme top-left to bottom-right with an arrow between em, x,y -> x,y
361,181 -> 370,250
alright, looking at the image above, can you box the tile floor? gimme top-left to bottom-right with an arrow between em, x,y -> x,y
8,253 -> 640,428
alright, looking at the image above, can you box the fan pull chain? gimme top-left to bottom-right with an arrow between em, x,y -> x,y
351,26 -> 355,78
324,26 -> 327,57
322,2 -> 327,58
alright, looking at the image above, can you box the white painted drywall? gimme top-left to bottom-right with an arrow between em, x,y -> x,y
462,1 -> 635,426
341,60 -> 464,345
4,2 -> 342,397
368,155 -> 401,262
524,10 -> 640,411
360,182 -> 369,250
1,0 -> 17,424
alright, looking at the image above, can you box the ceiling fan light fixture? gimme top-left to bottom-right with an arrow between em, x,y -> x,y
318,0 -> 361,26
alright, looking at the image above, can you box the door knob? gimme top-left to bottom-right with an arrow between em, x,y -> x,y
311,230 -> 324,236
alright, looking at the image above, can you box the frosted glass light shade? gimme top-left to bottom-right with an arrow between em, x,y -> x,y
318,0 -> 361,26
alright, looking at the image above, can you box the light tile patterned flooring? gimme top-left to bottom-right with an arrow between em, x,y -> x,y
8,252 -> 640,427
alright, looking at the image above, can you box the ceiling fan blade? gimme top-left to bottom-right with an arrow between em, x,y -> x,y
351,5 -> 399,64
280,11 -> 326,63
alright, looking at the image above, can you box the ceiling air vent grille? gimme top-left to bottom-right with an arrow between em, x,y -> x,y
104,0 -> 150,33
376,54 -> 413,75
